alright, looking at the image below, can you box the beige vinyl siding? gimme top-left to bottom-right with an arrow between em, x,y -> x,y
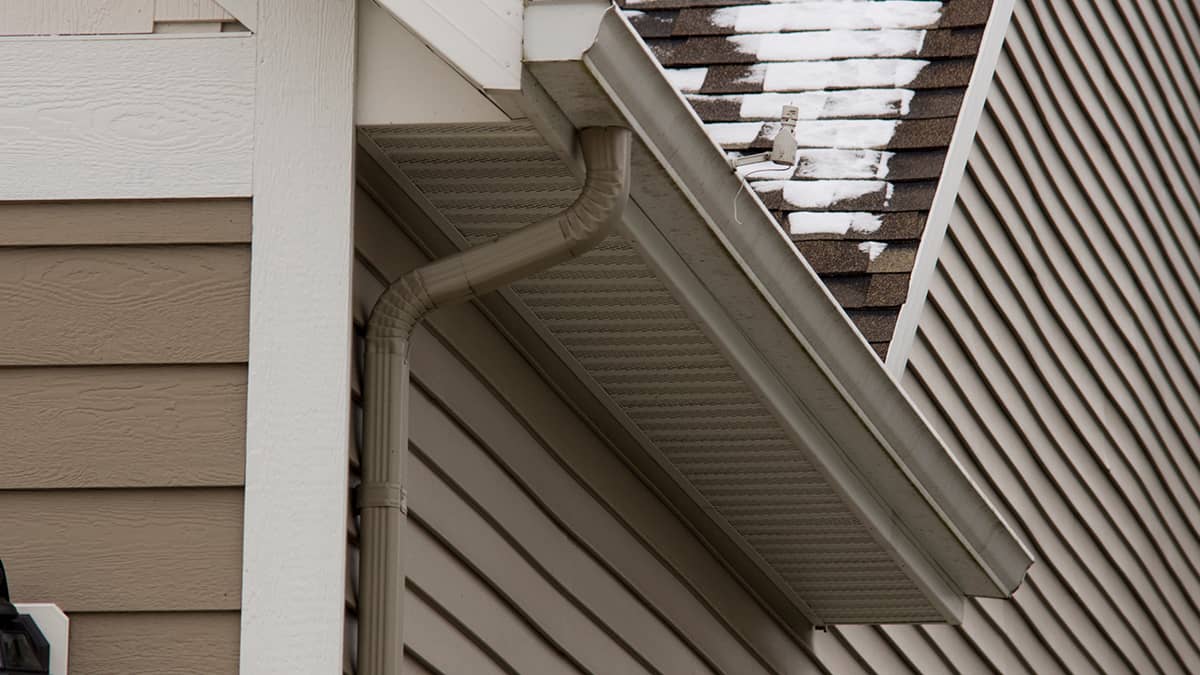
818,0 -> 1200,673
351,187 -> 824,675
345,1 -> 1200,671
0,199 -> 248,672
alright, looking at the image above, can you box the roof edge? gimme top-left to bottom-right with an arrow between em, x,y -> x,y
590,6 -> 1033,599
526,3 -> 1032,604
886,0 -> 1018,376
517,6 -> 1032,624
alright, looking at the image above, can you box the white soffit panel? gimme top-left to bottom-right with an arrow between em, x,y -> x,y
356,0 -> 506,125
372,0 -> 522,91
0,34 -> 253,199
361,122 -> 944,625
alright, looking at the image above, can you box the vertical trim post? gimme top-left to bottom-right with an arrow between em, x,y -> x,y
240,1 -> 357,673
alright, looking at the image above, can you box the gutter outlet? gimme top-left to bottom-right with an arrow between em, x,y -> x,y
356,126 -> 631,675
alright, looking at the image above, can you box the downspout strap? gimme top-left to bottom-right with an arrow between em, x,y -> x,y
356,483 -> 408,513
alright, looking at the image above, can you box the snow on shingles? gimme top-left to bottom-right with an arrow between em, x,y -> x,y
708,119 -> 899,149
795,149 -> 893,179
734,160 -> 798,180
858,241 -> 889,261
758,59 -> 929,91
730,30 -> 928,61
753,179 -> 885,209
664,67 -> 708,92
735,149 -> 893,181
711,1 -> 943,33
707,122 -> 768,147
619,0 -> 968,344
789,212 -> 884,236
689,89 -> 914,119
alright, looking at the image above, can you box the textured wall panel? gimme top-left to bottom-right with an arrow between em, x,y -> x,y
363,122 -> 936,623
852,0 -> 1200,673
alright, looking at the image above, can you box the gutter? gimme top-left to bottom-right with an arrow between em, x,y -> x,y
356,126 -> 631,675
523,3 -> 1031,619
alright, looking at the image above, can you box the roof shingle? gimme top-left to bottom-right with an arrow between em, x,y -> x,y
621,0 -> 994,358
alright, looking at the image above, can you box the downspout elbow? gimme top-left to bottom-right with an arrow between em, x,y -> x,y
365,125 -> 631,346
356,126 -> 630,675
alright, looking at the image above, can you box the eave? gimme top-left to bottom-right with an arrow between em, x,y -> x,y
360,0 -> 1030,627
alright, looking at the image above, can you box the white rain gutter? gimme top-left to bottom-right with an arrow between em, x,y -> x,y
355,126 -> 631,675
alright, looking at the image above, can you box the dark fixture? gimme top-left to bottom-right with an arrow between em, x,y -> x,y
0,561 -> 49,674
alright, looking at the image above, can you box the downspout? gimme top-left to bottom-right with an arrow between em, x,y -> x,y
356,126 -> 631,675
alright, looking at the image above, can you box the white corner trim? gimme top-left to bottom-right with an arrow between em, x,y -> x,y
239,1 -> 355,674
373,0 -> 521,91
523,0 -> 611,62
884,0 -> 1015,378
14,604 -> 68,675
0,34 -> 253,200
215,0 -> 256,31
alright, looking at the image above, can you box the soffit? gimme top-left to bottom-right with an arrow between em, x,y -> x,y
359,121 -> 945,624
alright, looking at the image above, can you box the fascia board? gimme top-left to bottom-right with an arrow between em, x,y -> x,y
886,0 -> 1018,376
524,4 -> 1032,609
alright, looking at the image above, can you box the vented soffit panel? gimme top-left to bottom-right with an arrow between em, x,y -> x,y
354,3 -> 1031,628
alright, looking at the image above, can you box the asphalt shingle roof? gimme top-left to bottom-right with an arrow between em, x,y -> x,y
620,0 -> 993,358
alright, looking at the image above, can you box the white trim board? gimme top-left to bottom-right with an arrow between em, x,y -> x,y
0,33 -> 253,200
373,0 -> 521,91
356,0 -> 507,125
239,0 -> 355,673
14,604 -> 68,675
215,0 -> 255,31
0,0 -> 153,35
885,0 -> 1016,377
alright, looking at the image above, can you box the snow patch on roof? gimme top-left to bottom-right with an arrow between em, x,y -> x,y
706,122 -> 765,147
736,63 -> 770,85
790,119 -> 899,148
664,67 -> 708,92
735,159 -> 798,180
789,211 -> 884,236
707,119 -> 899,149
734,148 -> 893,181
858,241 -> 888,260
754,178 -> 885,208
761,59 -> 930,90
795,149 -> 893,179
712,89 -> 915,119
711,2 -> 943,33
730,30 -> 928,61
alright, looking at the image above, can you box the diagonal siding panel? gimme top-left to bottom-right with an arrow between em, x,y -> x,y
849,0 -> 1200,673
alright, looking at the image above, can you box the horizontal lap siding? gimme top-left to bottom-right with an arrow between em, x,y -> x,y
0,244 -> 249,365
840,1 -> 1200,673
69,612 -> 241,674
351,187 -> 821,675
0,199 -> 249,672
